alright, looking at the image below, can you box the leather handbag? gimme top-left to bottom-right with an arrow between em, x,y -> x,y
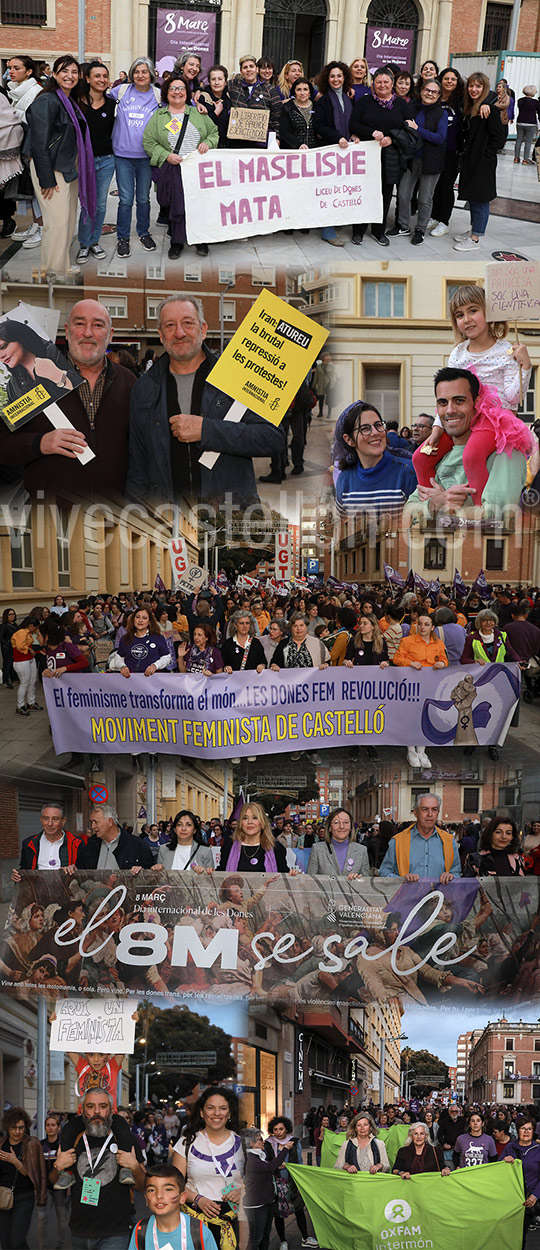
0,1185 -> 14,1210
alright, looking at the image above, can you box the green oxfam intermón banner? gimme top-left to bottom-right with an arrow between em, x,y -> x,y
321,1125 -> 409,1170
288,1160 -> 524,1250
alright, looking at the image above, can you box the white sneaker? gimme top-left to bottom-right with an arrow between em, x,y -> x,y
426,217 -> 437,229
453,230 -> 471,242
14,221 -> 39,241
454,236 -> 480,251
280,1242 -> 288,1250
431,222 -> 449,236
22,225 -> 42,248
407,746 -> 421,767
417,747 -> 432,767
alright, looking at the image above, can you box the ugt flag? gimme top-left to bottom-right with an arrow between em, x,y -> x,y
287,1160 -> 524,1250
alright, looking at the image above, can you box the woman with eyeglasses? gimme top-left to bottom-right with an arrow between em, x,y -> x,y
333,400 -> 416,517
391,77 -> 448,245
143,75 -> 218,259
307,807 -> 369,878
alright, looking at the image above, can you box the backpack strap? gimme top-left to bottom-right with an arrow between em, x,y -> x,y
134,1218 -> 149,1250
371,1139 -> 380,1165
117,83 -> 160,106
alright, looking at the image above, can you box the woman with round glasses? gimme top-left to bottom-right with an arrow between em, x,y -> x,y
307,807 -> 369,877
333,400 -> 416,517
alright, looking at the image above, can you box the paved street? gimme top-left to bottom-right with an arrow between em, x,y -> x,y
0,145 -> 538,285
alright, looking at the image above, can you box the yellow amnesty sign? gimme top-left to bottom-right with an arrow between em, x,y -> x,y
206,289 -> 329,425
3,383 -> 50,427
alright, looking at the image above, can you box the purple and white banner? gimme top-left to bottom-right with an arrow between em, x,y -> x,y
155,8 -> 216,81
180,145 -> 383,243
42,664 -> 520,759
365,25 -> 414,72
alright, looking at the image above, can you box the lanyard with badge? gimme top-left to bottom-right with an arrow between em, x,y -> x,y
203,1131 -> 239,1210
80,1132 -> 114,1206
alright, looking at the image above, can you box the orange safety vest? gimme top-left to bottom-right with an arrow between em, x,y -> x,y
393,823 -> 456,876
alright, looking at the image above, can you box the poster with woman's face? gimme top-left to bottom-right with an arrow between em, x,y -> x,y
0,302 -> 83,431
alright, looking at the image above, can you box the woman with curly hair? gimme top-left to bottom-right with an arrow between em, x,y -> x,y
172,1087 -> 243,1247
0,1106 -> 47,1250
314,60 -> 359,245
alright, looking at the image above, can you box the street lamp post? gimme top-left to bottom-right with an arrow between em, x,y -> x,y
380,1032 -> 408,1105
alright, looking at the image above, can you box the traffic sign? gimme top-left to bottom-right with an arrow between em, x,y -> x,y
160,1051 -> 217,1068
89,784 -> 108,804
307,559 -> 319,575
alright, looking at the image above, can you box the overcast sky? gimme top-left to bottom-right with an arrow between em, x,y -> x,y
401,1004 -> 540,1064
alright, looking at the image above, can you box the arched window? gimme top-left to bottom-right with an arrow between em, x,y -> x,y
262,0 -> 327,80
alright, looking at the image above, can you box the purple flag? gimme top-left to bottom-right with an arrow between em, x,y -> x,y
473,568 -> 489,596
414,572 -> 430,594
384,563 -> 405,588
453,568 -> 468,599
154,574 -> 166,593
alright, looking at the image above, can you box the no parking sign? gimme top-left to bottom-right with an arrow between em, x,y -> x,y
89,784 -> 108,804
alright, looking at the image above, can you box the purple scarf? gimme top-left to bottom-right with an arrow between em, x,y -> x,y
56,89 -> 97,222
330,87 -> 352,139
371,87 -> 397,109
226,839 -> 278,872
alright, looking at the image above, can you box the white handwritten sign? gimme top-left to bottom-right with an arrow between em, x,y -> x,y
485,260 -> 540,319
50,997 -> 136,1053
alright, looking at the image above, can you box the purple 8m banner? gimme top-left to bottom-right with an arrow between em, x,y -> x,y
155,8 -> 217,81
365,25 -> 414,72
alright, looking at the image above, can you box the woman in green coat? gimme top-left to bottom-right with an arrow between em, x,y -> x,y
143,75 -> 218,258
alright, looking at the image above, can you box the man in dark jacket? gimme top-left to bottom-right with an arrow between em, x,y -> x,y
12,802 -> 84,881
438,1104 -> 466,1169
126,294 -> 286,507
76,804 -> 154,871
0,300 -> 134,497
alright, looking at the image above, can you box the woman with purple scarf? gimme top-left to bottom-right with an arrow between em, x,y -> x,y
217,802 -> 291,873
313,60 -> 361,246
26,55 -> 96,280
350,66 -> 409,246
